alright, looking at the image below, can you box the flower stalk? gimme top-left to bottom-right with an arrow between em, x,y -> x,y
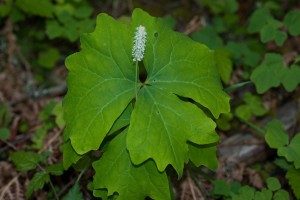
132,25 -> 147,100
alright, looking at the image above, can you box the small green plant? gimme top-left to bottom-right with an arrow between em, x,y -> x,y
211,177 -> 289,200
10,151 -> 63,198
265,119 -> 300,199
62,8 -> 230,199
0,104 -> 11,141
251,53 -> 300,93
235,92 -> 267,121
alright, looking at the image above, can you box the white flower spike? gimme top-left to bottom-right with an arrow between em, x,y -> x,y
132,25 -> 147,62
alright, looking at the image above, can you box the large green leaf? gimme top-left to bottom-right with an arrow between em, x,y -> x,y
63,13 -> 136,154
265,119 -> 289,149
254,189 -> 272,200
127,86 -> 218,174
131,9 -> 229,119
93,129 -> 171,200
278,134 -> 300,169
62,140 -> 82,169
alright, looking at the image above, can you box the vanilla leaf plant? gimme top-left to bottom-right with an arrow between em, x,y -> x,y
62,8 -> 230,199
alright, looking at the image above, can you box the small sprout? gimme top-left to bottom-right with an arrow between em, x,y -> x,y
132,25 -> 147,62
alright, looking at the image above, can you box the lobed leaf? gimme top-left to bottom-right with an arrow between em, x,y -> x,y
45,163 -> 64,176
131,9 -> 230,119
266,177 -> 281,191
251,53 -> 285,93
10,151 -> 40,172
254,189 -> 272,200
273,189 -> 289,200
93,129 -> 171,200
278,134 -> 300,169
284,10 -> 300,36
127,86 -> 218,174
286,167 -> 300,199
26,172 -> 50,198
248,8 -> 272,33
63,13 -> 136,154
232,186 -> 256,200
265,119 -> 289,149
281,65 -> 300,92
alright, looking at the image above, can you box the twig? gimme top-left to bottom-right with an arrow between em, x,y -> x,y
0,132 -> 34,152
187,171 -> 198,200
0,139 -> 18,151
0,174 -> 21,199
32,82 -> 67,99
38,129 -> 62,154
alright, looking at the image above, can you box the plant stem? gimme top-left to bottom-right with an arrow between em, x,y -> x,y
76,169 -> 85,183
37,164 -> 59,200
238,117 -> 265,136
48,179 -> 59,200
135,61 -> 139,100
224,81 -> 252,92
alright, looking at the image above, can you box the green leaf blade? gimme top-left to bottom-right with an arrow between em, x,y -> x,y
63,183 -> 84,200
46,163 -> 64,176
265,120 -> 289,149
15,0 -> 54,18
132,8 -> 230,119
10,151 -> 40,172
127,86 -> 218,174
286,168 -> 300,199
214,48 -> 233,83
251,53 -> 285,93
266,177 -> 281,191
278,134 -> 300,169
284,10 -> 300,36
281,65 -> 300,92
26,172 -> 50,198
93,129 -> 171,200
63,13 -> 136,154
62,140 -> 82,170
0,128 -> 10,140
